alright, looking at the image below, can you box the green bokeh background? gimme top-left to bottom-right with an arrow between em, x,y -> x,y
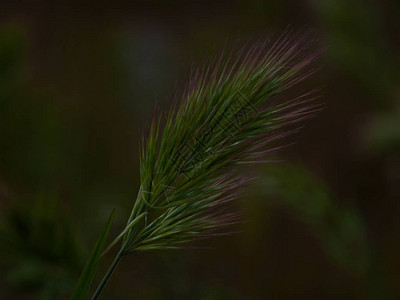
0,0 -> 399,299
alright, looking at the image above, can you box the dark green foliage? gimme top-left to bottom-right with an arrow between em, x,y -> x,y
0,193 -> 84,299
71,209 -> 115,300
260,165 -> 370,275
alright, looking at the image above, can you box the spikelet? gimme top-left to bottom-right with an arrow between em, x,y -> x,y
119,31 -> 321,252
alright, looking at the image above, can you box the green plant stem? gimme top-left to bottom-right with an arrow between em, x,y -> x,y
91,248 -> 125,300
91,189 -> 143,299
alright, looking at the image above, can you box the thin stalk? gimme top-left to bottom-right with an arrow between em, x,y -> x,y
91,247 -> 125,300
92,189 -> 143,299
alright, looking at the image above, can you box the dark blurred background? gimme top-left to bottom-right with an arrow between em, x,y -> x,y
0,0 -> 399,299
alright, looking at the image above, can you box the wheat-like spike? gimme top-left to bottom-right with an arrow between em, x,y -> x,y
91,31 -> 321,299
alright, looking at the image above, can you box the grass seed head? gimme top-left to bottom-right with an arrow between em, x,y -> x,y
127,31 -> 321,252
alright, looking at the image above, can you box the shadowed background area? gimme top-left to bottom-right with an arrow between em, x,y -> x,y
0,0 -> 399,299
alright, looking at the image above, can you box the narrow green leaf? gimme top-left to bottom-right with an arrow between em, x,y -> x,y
71,208 -> 115,300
